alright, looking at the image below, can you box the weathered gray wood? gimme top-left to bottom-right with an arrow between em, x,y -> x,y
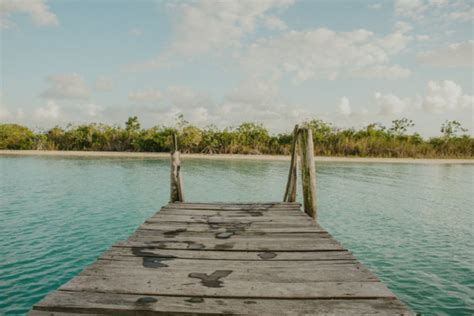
103,247 -> 355,261
139,222 -> 326,233
61,275 -> 395,299
122,238 -> 343,251
31,291 -> 415,315
79,259 -> 377,283
283,125 -> 299,202
147,214 -> 316,224
298,128 -> 317,219
165,202 -> 301,210
158,209 -> 305,217
170,133 -> 184,202
28,311 -> 103,316
30,202 -> 413,315
133,230 -> 330,240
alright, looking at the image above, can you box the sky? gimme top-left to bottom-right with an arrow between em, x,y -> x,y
0,0 -> 472,136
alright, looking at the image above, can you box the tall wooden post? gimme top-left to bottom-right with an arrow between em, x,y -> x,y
283,125 -> 298,202
298,128 -> 317,219
170,133 -> 184,203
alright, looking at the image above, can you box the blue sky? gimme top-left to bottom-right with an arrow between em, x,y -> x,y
0,0 -> 472,136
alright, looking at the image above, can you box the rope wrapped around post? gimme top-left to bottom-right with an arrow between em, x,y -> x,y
170,133 -> 184,203
283,125 -> 317,220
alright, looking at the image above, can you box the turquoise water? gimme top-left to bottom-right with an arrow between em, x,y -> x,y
0,156 -> 473,315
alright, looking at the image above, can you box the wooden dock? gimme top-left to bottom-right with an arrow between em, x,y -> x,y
30,202 -> 413,315
29,128 -> 413,315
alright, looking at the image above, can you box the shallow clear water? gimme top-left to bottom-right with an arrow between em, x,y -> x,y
0,156 -> 473,315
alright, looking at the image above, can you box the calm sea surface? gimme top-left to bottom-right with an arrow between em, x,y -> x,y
0,156 -> 473,315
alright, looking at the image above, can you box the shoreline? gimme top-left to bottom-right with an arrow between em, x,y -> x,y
0,150 -> 472,164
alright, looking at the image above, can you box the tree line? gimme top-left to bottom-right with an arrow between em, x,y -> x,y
0,116 -> 472,158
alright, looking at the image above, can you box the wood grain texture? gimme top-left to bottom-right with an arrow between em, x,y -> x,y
31,291 -> 415,316
170,133 -> 184,203
29,202 -> 413,315
283,125 -> 299,202
298,128 -> 317,219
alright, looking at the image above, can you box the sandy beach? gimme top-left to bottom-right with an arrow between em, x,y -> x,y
0,150 -> 472,164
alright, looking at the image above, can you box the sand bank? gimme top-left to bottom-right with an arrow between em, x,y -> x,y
1,150 -> 472,164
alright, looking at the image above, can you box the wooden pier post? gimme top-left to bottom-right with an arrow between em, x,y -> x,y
298,128 -> 317,219
283,125 -> 298,202
170,133 -> 184,202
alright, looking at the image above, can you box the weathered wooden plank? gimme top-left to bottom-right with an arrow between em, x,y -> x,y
162,203 -> 301,209
30,201 -> 413,315
28,311 -> 102,316
122,237 -> 344,251
79,259 -> 378,284
105,247 -> 355,261
132,230 -> 332,240
139,222 -> 326,233
158,209 -> 305,217
61,274 -> 395,299
87,256 -> 364,270
164,203 -> 301,210
168,202 -> 300,205
33,291 -> 414,315
147,215 -> 316,224
160,205 -> 304,213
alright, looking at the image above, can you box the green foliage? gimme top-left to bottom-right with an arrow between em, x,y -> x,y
179,126 -> 202,153
0,117 -> 472,158
125,116 -> 141,133
389,118 -> 414,136
441,120 -> 468,138
0,124 -> 35,149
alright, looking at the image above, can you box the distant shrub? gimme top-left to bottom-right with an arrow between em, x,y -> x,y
0,117 -> 472,158
0,124 -> 35,149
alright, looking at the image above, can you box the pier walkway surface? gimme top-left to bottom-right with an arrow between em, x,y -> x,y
29,202 -> 413,315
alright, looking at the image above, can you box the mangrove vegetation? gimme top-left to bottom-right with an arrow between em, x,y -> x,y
0,116 -> 472,158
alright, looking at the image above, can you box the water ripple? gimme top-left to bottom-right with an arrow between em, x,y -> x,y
0,157 -> 473,315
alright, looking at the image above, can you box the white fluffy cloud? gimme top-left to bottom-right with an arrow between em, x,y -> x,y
417,41 -> 473,67
34,100 -> 60,119
124,79 -> 311,131
263,15 -> 288,30
447,7 -> 474,21
130,0 -> 294,70
375,80 -> 473,115
394,0 -> 451,18
395,0 -> 427,18
240,24 -> 412,83
422,80 -> 473,113
0,0 -> 58,28
395,0 -> 472,25
85,103 -> 103,117
337,97 -> 351,116
166,0 -> 294,55
125,86 -> 216,125
218,77 -> 310,128
41,74 -> 90,100
375,92 -> 410,115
